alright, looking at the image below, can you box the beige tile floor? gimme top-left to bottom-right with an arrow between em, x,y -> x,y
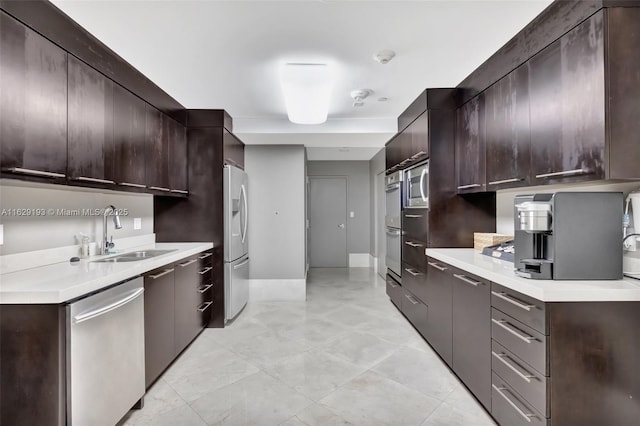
119,268 -> 496,426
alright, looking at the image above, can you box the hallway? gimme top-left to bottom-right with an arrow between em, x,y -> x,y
120,268 -> 495,425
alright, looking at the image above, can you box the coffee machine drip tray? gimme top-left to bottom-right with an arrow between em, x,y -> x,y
516,258 -> 553,279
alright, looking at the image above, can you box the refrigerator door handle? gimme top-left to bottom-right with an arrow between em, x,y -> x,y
233,258 -> 250,269
240,183 -> 248,243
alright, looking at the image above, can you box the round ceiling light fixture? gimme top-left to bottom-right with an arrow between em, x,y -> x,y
373,49 -> 395,64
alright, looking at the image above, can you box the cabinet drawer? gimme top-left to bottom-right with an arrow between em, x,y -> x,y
492,340 -> 548,416
402,209 -> 428,242
491,308 -> 547,375
386,275 -> 403,309
492,283 -> 547,334
197,264 -> 213,284
402,237 -> 427,271
401,288 -> 428,339
198,281 -> 214,303
402,262 -> 427,303
492,372 -> 548,426
198,250 -> 214,268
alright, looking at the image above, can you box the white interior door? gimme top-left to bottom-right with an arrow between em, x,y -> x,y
309,177 -> 347,267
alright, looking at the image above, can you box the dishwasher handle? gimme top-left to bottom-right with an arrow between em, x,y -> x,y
73,288 -> 144,324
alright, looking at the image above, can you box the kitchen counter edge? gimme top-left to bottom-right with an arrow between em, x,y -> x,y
426,248 -> 640,302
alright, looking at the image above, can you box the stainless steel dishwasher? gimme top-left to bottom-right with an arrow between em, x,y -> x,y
67,277 -> 145,425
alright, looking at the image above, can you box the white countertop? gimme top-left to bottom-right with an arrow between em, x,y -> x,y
0,242 -> 213,304
426,248 -> 640,302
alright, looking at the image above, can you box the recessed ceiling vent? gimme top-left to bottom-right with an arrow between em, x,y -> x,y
351,89 -> 372,107
373,50 -> 395,64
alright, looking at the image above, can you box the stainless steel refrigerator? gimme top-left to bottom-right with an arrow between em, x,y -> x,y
224,165 -> 250,322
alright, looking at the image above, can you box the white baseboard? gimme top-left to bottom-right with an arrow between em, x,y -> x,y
248,279 -> 306,302
348,253 -> 371,268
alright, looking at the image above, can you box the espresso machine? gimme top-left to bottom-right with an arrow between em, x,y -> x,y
514,192 -> 622,280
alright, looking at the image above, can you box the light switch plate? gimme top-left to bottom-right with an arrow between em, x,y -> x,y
0,224 -> 3,245
349,211 -> 355,218
133,218 -> 142,230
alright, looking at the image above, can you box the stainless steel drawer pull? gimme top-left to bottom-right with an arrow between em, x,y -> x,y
198,283 -> 213,293
170,189 -> 188,194
197,301 -> 213,312
119,182 -> 146,188
410,151 -> 427,159
404,214 -> 423,218
405,294 -> 419,305
453,274 -> 480,286
198,267 -> 213,275
428,262 -> 448,272
387,281 -> 398,288
148,268 -> 175,279
492,384 -> 535,422
404,241 -> 424,248
386,229 -> 401,236
198,253 -> 213,260
179,259 -> 198,267
385,183 -> 401,192
535,168 -> 587,179
73,176 -> 115,184
2,167 -> 65,178
491,291 -> 535,312
488,177 -> 524,185
457,183 -> 482,189
492,319 -> 536,343
149,186 -> 171,192
404,268 -> 423,277
492,351 -> 536,383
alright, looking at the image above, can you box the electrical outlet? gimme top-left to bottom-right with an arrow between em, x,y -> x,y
349,211 -> 355,218
0,224 -> 3,245
133,218 -> 142,230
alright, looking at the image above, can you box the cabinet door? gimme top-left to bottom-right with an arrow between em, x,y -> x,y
223,129 -> 244,169
145,106 -> 170,192
113,84 -> 146,187
455,95 -> 485,193
529,11 -> 605,184
452,269 -> 491,409
143,266 -> 175,388
0,11 -> 67,178
485,65 -> 530,190
168,117 -> 188,193
410,113 -> 429,162
397,128 -> 412,169
67,56 -> 115,185
174,256 -> 202,354
425,258 -> 453,366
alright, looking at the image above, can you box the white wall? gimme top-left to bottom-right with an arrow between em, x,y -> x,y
0,180 -> 153,255
245,145 -> 306,281
307,161 -> 371,257
496,180 -> 640,234
369,148 -> 385,256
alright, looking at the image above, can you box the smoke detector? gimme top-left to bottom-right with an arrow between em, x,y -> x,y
351,89 -> 372,107
373,50 -> 395,64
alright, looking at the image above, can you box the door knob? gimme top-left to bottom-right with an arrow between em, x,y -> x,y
338,224 -> 345,229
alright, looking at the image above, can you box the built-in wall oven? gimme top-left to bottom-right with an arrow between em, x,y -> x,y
404,160 -> 429,208
385,171 -> 402,280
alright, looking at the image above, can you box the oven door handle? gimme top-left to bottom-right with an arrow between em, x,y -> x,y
419,166 -> 428,204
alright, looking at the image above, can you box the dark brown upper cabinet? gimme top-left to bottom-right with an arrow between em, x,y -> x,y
529,11 -> 605,185
222,129 -> 244,169
145,105 -> 170,192
113,84 -> 146,188
168,117 -> 188,193
410,112 -> 429,163
455,94 -> 486,194
67,56 -> 115,186
484,64 -> 531,190
0,11 -> 67,179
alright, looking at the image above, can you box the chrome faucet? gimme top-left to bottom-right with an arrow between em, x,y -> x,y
102,205 -> 122,255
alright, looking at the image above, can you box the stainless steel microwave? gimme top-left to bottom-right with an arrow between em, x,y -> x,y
404,160 -> 428,208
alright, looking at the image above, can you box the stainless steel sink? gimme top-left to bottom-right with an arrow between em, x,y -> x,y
92,249 -> 177,263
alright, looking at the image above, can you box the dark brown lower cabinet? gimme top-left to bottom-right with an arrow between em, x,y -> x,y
451,268 -> 491,410
401,288 -> 429,339
425,258 -> 453,366
143,251 -> 210,388
174,256 -> 202,353
143,264 -> 176,388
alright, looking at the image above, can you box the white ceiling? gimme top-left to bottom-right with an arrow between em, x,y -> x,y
51,0 -> 553,160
